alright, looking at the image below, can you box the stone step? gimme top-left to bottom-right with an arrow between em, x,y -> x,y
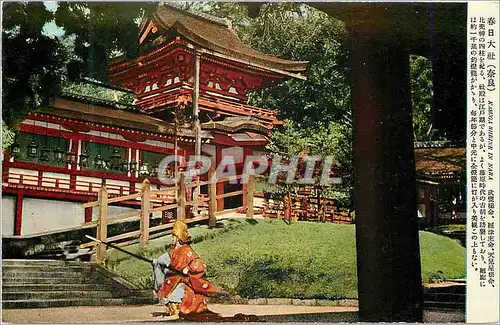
3,290 -> 118,301
424,300 -> 465,310
2,265 -> 91,273
2,270 -> 86,279
2,297 -> 155,309
424,292 -> 465,303
2,259 -> 89,267
2,284 -> 103,293
424,285 -> 466,294
1,259 -> 153,309
2,277 -> 91,285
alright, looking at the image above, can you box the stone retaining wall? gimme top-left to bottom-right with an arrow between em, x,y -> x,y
208,296 -> 358,307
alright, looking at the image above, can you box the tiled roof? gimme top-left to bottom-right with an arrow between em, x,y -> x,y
144,4 -> 308,73
201,118 -> 269,135
414,147 -> 465,179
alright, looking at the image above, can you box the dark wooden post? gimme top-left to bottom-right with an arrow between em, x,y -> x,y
350,33 -> 423,322
140,179 -> 151,248
208,168 -> 217,227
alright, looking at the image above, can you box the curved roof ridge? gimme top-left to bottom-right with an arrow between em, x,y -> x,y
149,5 -> 309,74
160,2 -> 232,28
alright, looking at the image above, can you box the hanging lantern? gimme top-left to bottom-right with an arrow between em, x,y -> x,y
94,154 -> 105,170
139,161 -> 150,176
121,161 -> 130,173
79,150 -> 90,167
11,140 -> 21,158
28,138 -> 39,158
40,147 -> 52,162
110,148 -> 122,170
54,146 -> 66,163
66,149 -> 76,165
151,160 -> 159,177
129,160 -> 138,172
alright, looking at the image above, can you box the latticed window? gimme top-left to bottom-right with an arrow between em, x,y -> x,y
12,132 -> 68,167
83,142 -> 127,174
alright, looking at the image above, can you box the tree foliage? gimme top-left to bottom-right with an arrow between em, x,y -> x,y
2,2 -> 153,134
2,3 -> 70,129
54,2 -> 156,81
410,55 -> 434,141
247,4 -> 350,128
196,3 -> 350,128
185,2 -> 353,206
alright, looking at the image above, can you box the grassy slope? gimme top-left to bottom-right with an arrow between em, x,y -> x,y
105,218 -> 465,299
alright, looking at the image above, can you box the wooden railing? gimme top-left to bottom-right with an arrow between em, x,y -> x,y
3,172 -> 132,196
81,169 -> 256,263
263,195 -> 352,224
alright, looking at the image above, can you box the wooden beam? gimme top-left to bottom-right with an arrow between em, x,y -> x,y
96,186 -> 108,264
208,168 -> 217,227
140,179 -> 151,248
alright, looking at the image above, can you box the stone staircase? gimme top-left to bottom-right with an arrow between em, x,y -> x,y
2,259 -> 155,309
423,282 -> 465,310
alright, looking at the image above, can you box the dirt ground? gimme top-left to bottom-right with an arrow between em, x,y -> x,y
1,304 -> 358,323
1,303 -> 465,323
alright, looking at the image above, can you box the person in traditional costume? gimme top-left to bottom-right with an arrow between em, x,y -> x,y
152,220 -> 218,317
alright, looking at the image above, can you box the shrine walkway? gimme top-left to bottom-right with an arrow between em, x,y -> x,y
2,303 -> 464,323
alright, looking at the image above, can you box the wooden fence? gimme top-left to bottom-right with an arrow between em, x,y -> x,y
81,169 -> 256,263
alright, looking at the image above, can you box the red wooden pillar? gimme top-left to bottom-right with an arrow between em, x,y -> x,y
85,199 -> 93,223
37,171 -> 43,187
216,145 -> 224,211
14,193 -> 24,236
69,174 -> 77,190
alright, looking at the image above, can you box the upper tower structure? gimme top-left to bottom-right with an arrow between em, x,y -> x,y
108,3 -> 308,128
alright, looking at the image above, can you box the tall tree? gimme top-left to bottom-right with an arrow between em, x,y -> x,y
190,2 -> 353,206
248,4 -> 350,128
2,2 -> 69,129
2,2 -> 154,134
54,2 -> 156,82
410,55 -> 434,141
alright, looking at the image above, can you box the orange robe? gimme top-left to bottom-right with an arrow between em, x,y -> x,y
157,244 -> 217,314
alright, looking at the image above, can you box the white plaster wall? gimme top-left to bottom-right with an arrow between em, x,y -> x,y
222,146 -> 244,164
202,144 -> 216,167
21,199 -> 85,236
2,196 -> 16,236
91,205 -> 145,221
143,139 -> 174,149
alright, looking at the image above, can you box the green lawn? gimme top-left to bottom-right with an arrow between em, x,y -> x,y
105,218 -> 465,300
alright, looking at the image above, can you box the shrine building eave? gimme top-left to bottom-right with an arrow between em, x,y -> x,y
137,3 -> 308,80
201,118 -> 270,135
44,96 -> 183,137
